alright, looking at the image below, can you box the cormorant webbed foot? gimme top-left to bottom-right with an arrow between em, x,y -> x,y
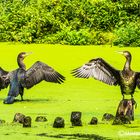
3,96 -> 15,104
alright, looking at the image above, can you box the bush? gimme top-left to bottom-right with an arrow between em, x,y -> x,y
0,0 -> 140,45
113,22 -> 140,47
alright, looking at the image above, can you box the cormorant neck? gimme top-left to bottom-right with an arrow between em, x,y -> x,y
124,56 -> 131,71
17,58 -> 26,70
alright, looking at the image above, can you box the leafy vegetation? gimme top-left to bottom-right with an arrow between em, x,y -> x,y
0,0 -> 140,46
113,22 -> 140,47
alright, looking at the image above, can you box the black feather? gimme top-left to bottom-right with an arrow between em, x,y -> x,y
72,58 -> 120,86
0,67 -> 10,90
22,61 -> 65,89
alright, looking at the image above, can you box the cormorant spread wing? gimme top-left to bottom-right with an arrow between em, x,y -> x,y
72,58 -> 120,86
136,73 -> 140,89
0,67 -> 10,90
23,61 -> 65,89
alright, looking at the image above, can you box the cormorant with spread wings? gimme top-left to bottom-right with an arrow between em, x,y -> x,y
72,51 -> 140,99
0,52 -> 65,104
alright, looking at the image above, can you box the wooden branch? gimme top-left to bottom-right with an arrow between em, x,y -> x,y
113,99 -> 136,125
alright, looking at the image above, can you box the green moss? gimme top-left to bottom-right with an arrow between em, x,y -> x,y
0,43 -> 140,139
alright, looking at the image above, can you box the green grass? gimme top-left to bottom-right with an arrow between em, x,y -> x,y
0,42 -> 140,139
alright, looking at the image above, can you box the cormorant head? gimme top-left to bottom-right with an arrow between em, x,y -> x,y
17,52 -> 32,70
117,51 -> 131,60
18,52 -> 32,60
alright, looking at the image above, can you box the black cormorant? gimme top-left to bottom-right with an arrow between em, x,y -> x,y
0,52 -> 65,104
72,51 -> 140,99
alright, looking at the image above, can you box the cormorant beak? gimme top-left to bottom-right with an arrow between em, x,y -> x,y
116,51 -> 124,55
24,52 -> 32,57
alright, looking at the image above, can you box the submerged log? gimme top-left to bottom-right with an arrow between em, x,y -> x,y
35,116 -> 47,122
23,116 -> 32,127
102,113 -> 115,122
70,111 -> 82,126
89,117 -> 98,125
53,117 -> 65,128
113,98 -> 136,125
13,113 -> 25,124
